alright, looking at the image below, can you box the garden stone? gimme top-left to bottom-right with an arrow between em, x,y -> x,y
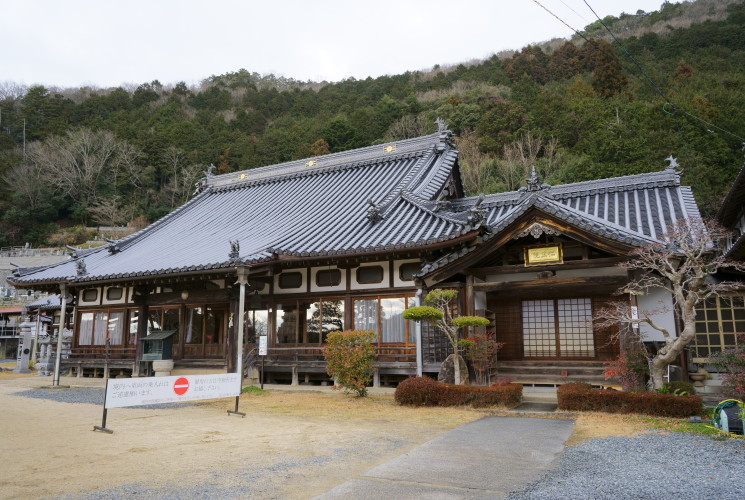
438,354 -> 470,385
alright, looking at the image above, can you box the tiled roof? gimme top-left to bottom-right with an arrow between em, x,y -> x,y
27,294 -> 61,310
9,131 -> 703,288
10,131 -> 470,286
419,166 -> 701,278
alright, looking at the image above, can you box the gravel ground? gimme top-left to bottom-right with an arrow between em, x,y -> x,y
508,433 -> 745,500
13,387 -> 193,409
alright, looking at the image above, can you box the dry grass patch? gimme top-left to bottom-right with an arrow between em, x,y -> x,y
199,389 -> 482,429
565,412 -> 656,445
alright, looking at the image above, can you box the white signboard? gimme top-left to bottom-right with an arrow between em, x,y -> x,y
631,306 -> 639,330
105,373 -> 240,409
258,335 -> 268,356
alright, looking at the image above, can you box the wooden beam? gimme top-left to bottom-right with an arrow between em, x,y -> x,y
472,275 -> 627,292
469,257 -> 627,277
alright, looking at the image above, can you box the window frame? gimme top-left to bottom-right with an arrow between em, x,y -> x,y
353,294 -> 417,345
274,297 -> 345,345
76,308 -> 136,347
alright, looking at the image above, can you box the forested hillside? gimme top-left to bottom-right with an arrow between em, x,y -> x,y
1,0 -> 744,247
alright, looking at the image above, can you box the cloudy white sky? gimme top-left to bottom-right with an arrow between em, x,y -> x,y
2,0 -> 669,88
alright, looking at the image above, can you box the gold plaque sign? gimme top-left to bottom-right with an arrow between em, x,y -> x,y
524,244 -> 563,267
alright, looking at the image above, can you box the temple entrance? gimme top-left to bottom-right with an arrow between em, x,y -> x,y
183,305 -> 228,358
521,298 -> 595,358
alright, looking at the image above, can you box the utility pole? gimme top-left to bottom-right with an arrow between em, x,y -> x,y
23,118 -> 26,161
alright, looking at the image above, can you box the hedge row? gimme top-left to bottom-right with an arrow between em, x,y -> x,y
394,376 -> 523,408
557,383 -> 703,417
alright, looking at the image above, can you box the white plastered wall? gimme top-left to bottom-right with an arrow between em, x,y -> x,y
637,287 -> 677,342
273,268 -> 307,294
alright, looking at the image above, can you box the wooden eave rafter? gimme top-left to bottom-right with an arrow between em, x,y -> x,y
425,209 -> 638,283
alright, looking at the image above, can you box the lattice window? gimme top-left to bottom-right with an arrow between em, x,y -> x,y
557,298 -> 594,357
693,294 -> 745,359
522,298 -> 594,358
522,300 -> 557,357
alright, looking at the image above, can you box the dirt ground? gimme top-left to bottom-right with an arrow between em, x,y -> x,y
0,368 -> 649,499
0,372 -> 484,499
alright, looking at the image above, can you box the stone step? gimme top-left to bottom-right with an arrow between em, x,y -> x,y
498,360 -> 607,368
502,373 -> 618,387
497,365 -> 607,377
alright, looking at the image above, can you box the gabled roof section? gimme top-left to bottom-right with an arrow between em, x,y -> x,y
451,165 -> 696,244
10,130 -> 471,287
419,165 -> 701,279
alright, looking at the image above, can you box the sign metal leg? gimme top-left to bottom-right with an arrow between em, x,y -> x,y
93,379 -> 114,433
227,395 -> 245,417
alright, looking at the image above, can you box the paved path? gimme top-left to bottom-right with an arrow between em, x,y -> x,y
316,416 -> 574,499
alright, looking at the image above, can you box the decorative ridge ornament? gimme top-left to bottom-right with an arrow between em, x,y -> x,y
519,166 -> 551,194
664,155 -> 680,170
434,117 -> 453,152
205,164 -> 217,177
664,155 -> 683,181
366,199 -> 383,223
75,260 -> 87,276
514,222 -> 562,240
194,177 -> 208,194
229,240 -> 240,262
467,194 -> 487,226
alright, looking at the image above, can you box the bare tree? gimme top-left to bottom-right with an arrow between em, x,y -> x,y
497,132 -> 560,191
25,128 -> 142,215
88,196 -> 136,227
2,160 -> 47,209
161,146 -> 202,208
455,129 -> 496,195
384,113 -> 432,141
0,81 -> 28,100
596,219 -> 745,389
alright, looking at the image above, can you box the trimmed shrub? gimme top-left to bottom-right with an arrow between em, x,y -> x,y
394,376 -> 442,407
395,376 -> 522,408
324,330 -> 376,397
557,383 -> 703,417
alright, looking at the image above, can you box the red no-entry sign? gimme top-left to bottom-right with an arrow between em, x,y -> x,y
173,377 -> 190,396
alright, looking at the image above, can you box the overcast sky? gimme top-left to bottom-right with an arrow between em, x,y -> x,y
1,0 -> 669,89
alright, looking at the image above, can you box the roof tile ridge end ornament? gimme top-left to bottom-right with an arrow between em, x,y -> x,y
109,188 -> 213,254
664,155 -> 684,184
206,133 -> 442,188
517,166 -> 552,198
398,191 -> 471,227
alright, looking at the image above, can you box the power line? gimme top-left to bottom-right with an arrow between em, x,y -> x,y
558,0 -> 591,25
581,0 -> 745,145
531,0 -> 590,42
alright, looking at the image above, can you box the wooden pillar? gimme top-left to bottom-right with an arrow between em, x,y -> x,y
52,283 -> 68,386
133,285 -> 151,377
227,285 -> 239,374
465,274 -> 474,317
